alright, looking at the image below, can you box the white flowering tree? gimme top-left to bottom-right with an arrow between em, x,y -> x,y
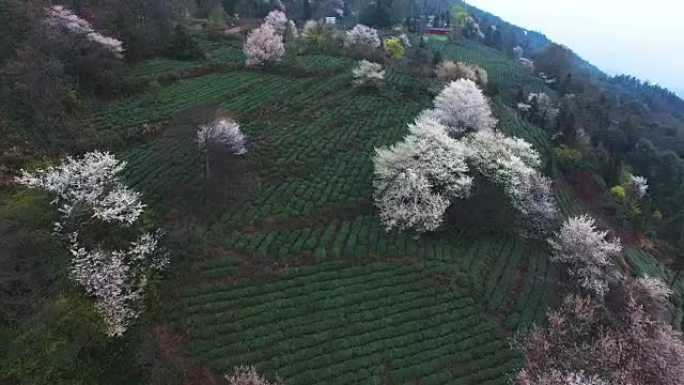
352,60 -> 385,88
628,174 -> 648,198
226,366 -> 283,385
264,9 -> 288,35
15,151 -> 167,336
15,151 -> 144,226
397,33 -> 411,48
513,46 -> 524,59
373,86 -> 558,236
422,79 -> 497,136
47,5 -> 124,58
465,129 -> 558,237
374,117 -> 473,232
244,23 -> 285,67
345,24 -> 381,48
548,215 -> 622,297
197,118 -> 247,178
527,92 -> 560,127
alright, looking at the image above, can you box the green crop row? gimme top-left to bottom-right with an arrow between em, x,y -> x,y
171,262 -> 519,385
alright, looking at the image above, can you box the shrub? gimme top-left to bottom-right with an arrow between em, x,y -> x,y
383,37 -> 405,60
435,60 -> 488,88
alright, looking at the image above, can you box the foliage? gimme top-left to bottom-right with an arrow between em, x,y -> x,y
1,293 -> 143,385
548,215 -> 622,297
243,23 -> 285,67
352,60 -> 385,88
383,37 -> 405,60
166,25 -> 203,60
609,185 -> 626,202
554,144 -> 583,170
207,4 -> 226,33
0,0 -> 29,64
435,60 -> 488,88
301,19 -> 327,45
451,5 -> 469,28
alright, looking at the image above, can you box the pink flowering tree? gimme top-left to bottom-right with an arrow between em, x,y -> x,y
264,9 -> 288,35
515,287 -> 684,385
15,151 -> 167,336
243,23 -> 286,67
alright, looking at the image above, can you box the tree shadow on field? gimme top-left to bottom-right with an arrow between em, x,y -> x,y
155,105 -> 262,263
446,177 -> 520,238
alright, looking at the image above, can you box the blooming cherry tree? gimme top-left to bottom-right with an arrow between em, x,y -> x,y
373,83 -> 557,236
353,60 -> 385,87
515,292 -> 684,385
374,116 -> 473,232
528,92 -> 559,127
548,215 -> 622,297
345,24 -> 381,48
47,5 -> 124,58
226,366 -> 283,385
244,23 -> 285,67
197,118 -> 247,178
628,174 -> 648,198
16,151 -> 167,336
397,33 -> 411,48
69,230 -> 168,336
422,79 -> 497,136
264,9 -> 288,35
15,151 -> 144,226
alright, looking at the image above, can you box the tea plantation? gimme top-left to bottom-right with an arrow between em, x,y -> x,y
98,39 -> 585,384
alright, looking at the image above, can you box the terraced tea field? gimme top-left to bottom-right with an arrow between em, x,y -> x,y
173,262 -> 521,385
103,39 -> 570,383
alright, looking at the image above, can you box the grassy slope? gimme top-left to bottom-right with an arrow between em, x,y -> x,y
96,39 -> 571,384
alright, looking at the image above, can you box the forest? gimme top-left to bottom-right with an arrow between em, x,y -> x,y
2,0 -> 684,384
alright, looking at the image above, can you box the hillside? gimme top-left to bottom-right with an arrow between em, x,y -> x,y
103,39 -> 562,383
2,2 -> 684,385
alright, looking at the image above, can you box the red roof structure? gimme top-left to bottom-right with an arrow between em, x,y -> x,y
427,27 -> 453,36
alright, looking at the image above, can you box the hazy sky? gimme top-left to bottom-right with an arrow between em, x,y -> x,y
466,0 -> 684,96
